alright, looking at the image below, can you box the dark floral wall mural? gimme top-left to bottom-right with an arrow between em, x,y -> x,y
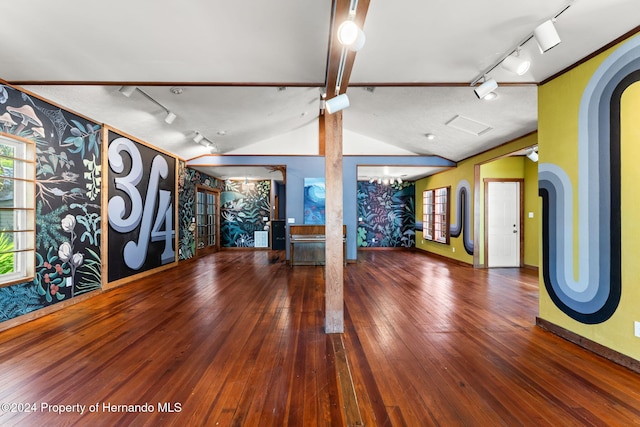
177,163 -> 222,260
0,85 -> 102,322
221,180 -> 271,248
357,181 -> 415,248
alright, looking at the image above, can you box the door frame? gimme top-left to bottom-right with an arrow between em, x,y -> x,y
195,185 -> 220,257
483,178 -> 524,268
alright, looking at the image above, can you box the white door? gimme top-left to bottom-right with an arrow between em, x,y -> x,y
487,181 -> 520,267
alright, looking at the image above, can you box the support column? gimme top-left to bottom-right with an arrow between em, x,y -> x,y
324,110 -> 344,333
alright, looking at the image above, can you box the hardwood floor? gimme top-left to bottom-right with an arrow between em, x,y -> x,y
0,250 -> 639,426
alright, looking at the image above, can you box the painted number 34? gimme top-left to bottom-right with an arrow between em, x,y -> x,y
108,137 -> 175,269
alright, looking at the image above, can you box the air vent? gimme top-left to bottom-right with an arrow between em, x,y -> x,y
445,115 -> 493,136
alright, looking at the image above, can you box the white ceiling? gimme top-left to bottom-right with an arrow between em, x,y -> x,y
2,0 -> 639,181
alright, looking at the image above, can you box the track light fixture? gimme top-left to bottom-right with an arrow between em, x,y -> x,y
533,19 -> 561,53
337,20 -> 366,52
193,132 -> 204,144
501,53 -> 531,75
164,111 -> 177,124
325,94 -> 350,114
474,78 -> 498,99
119,85 -> 136,97
119,86 -> 177,125
526,148 -> 539,162
192,131 -> 216,149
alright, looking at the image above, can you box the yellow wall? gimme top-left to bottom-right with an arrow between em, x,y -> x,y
478,156 -> 539,267
523,159 -> 539,268
416,163 -> 471,262
415,132 -> 538,266
538,33 -> 640,360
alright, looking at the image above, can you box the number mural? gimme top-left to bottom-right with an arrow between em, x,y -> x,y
107,131 -> 176,283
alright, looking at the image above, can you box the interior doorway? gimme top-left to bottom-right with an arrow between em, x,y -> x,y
196,186 -> 220,256
485,179 -> 523,267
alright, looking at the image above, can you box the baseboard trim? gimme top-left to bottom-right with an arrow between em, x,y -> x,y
410,247 -> 473,267
0,290 -> 102,333
536,317 -> 640,374
357,247 -> 405,251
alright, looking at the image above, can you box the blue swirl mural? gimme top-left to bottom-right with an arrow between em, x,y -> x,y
538,36 -> 640,324
449,180 -> 474,255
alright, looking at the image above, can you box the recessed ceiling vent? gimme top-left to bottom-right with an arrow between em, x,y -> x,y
445,115 -> 493,136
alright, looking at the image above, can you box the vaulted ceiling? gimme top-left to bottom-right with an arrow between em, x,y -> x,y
2,0 -> 639,180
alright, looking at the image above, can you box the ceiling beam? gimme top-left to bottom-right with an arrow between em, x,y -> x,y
325,0 -> 370,99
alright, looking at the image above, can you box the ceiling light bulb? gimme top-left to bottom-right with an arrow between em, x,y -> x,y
337,20 -> 359,45
483,92 -> 498,101
425,133 -> 436,140
502,55 -> 531,75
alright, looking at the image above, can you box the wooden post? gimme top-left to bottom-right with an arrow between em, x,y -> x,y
324,110 -> 344,333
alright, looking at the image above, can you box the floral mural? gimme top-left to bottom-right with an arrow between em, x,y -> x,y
177,163 -> 221,260
221,180 -> 271,247
357,180 -> 415,248
0,84 -> 101,322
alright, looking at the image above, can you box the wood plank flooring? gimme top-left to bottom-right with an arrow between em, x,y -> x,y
0,250 -> 639,426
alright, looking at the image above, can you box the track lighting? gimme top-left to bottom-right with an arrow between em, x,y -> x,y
367,176 -> 403,185
533,20 -> 561,53
526,148 -> 539,162
193,132 -> 204,144
474,78 -> 498,99
501,54 -> 530,75
469,3 -> 573,92
331,4 -> 366,98
325,94 -> 350,114
119,86 -> 178,125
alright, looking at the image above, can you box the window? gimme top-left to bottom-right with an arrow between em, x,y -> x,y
423,186 -> 450,244
0,134 -> 36,286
